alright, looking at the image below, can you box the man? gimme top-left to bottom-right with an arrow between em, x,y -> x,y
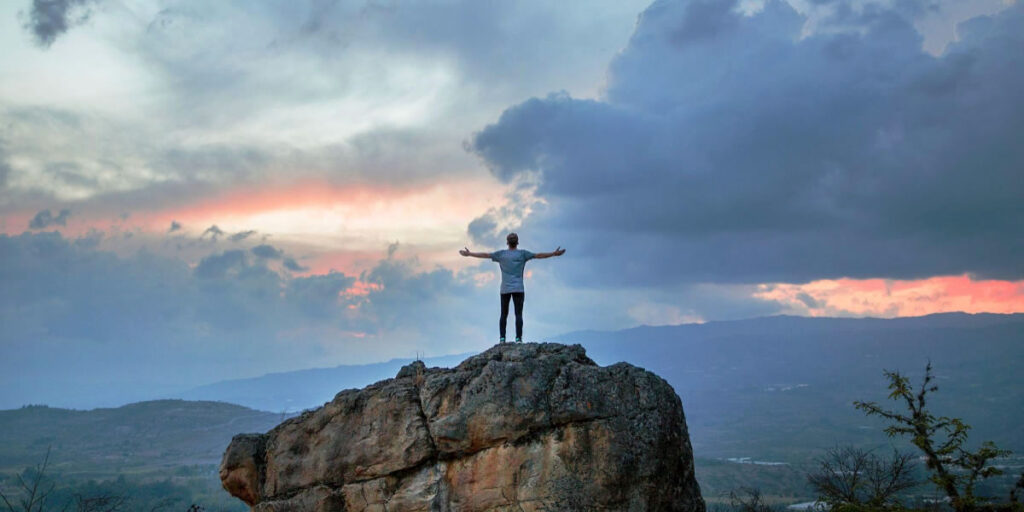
460,233 -> 565,343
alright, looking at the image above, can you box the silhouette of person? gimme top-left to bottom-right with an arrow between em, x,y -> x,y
460,233 -> 565,343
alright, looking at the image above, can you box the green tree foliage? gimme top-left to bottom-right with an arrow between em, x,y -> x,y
854,362 -> 1013,512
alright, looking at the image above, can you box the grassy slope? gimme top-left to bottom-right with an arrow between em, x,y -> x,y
0,399 -> 283,478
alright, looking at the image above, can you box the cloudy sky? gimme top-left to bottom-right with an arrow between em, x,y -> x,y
1,0 -> 1022,408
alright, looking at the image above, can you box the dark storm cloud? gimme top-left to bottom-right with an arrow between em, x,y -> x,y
796,292 -> 821,309
467,215 -> 499,246
23,0 -> 100,48
0,231 -> 500,407
228,230 -> 257,242
0,231 -> 192,344
0,145 -> 11,188
201,224 -> 225,240
249,243 -> 307,271
74,228 -> 103,249
194,249 -> 247,279
168,220 -> 182,233
357,257 -> 475,330
471,0 -> 1024,285
285,272 -> 354,318
283,257 -> 308,272
28,208 -> 70,229
251,244 -> 283,259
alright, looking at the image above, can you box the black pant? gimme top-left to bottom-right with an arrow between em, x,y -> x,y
499,292 -> 524,339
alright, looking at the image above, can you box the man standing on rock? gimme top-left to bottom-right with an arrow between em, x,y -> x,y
460,233 -> 565,344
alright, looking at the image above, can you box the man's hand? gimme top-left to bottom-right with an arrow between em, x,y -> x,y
460,247 -> 490,258
553,246 -> 565,256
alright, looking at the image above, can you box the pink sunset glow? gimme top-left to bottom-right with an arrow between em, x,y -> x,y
141,180 -> 503,233
756,275 -> 1024,317
4,178 -> 506,259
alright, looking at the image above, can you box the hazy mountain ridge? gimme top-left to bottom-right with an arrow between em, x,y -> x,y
555,312 -> 1024,460
178,353 -> 473,413
3,313 -> 1020,503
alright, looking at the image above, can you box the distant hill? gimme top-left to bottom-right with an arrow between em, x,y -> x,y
554,312 -> 1024,460
0,400 -> 282,478
177,353 -> 473,412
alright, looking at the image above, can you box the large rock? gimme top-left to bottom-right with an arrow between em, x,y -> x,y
220,343 -> 705,511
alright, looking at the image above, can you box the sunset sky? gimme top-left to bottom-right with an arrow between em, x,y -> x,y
2,0 -> 1022,408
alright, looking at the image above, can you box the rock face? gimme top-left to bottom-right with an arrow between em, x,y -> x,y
220,343 -> 704,511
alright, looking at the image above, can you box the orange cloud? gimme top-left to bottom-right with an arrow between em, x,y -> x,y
756,275 -> 1024,317
301,249 -> 384,276
342,281 -> 383,298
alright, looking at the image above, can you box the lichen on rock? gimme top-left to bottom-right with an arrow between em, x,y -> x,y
220,342 -> 705,511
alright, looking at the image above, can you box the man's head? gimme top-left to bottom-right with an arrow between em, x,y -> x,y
506,232 -> 519,248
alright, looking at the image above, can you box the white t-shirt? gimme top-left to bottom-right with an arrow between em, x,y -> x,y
490,249 -> 535,294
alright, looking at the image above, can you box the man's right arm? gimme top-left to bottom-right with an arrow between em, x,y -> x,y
460,247 -> 491,259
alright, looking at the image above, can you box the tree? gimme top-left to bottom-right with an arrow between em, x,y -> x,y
1010,473 -> 1024,505
0,447 -> 58,512
0,449 -> 126,512
854,362 -> 1010,512
71,494 -> 126,512
727,487 -> 778,512
807,446 -> 916,509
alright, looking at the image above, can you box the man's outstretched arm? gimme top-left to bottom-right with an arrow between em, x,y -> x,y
459,247 -> 491,258
533,246 -> 566,259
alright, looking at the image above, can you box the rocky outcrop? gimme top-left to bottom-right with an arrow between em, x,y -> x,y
220,343 -> 704,511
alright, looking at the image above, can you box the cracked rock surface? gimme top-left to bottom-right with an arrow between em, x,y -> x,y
220,342 -> 705,511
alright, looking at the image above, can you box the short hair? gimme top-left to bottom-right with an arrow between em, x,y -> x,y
506,232 -> 519,246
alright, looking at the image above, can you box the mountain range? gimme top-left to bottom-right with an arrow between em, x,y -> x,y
177,353 -> 472,413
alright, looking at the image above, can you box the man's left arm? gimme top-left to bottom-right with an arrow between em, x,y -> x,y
533,247 -> 566,259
